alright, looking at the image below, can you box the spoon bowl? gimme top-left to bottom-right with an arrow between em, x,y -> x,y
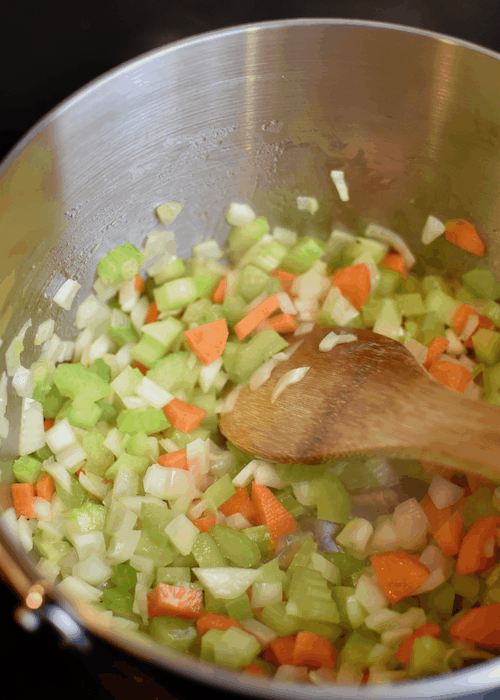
219,326 -> 500,481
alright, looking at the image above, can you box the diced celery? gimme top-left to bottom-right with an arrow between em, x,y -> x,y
154,277 -> 199,311
281,236 -> 325,274
225,593 -> 254,622
362,297 -> 382,326
301,620 -> 342,642
463,487 -> 500,529
192,567 -> 260,599
373,270 -> 400,297
32,535 -> 72,564
336,518 -> 373,558
190,261 -> 223,298
242,525 -> 272,557
408,636 -> 448,677
428,584 -> 455,614
140,502 -> 175,548
130,334 -> 165,367
261,602 -> 302,636
165,514 -> 199,555
167,428 -> 210,449
323,552 -> 364,579
221,295 -> 247,327
110,563 -> 138,590
484,300 -> 500,327
394,293 -> 426,317
422,275 -> 449,295
236,264 -> 270,302
53,363 -> 111,403
289,540 -> 317,569
97,243 -> 144,285
105,454 -> 150,480
396,276 -> 421,294
202,474 -> 236,509
68,401 -> 104,430
417,313 -> 445,346
275,488 -> 305,518
251,240 -> 288,273
425,289 -> 458,323
156,567 -> 191,585
287,568 -> 339,622
331,586 -> 355,626
203,590 -> 228,615
171,552 -> 198,568
210,525 -> 261,568
55,476 -> 86,510
111,366 -> 143,398
227,218 -> 270,257
107,324 -> 139,348
42,384 -> 66,418
453,573 -> 481,599
154,257 -> 186,285
455,286 -> 478,304
254,559 -> 286,584
182,299 -> 214,327
309,473 -> 351,524
134,530 -> 175,566
12,456 -> 41,484
341,631 -> 377,668
102,589 -> 137,620
147,352 -> 200,395
117,408 -> 170,435
81,432 -> 115,477
462,269 -> 500,300
231,330 -> 288,385
150,617 -> 198,652
200,628 -> 225,662
64,504 -> 108,535
404,319 -> 420,339
89,358 -> 112,383
190,532 -> 226,571
142,317 -> 184,351
472,329 -> 500,365
214,626 -> 261,670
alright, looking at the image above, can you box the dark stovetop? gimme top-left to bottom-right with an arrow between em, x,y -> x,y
3,2 -> 500,699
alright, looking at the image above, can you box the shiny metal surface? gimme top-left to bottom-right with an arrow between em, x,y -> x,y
2,18 -> 500,699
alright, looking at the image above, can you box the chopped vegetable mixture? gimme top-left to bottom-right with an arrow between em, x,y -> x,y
3,197 -> 500,686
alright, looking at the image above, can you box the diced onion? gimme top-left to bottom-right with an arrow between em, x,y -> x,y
273,227 -> 297,248
459,314 -> 479,341
19,398 -> 45,456
136,376 -> 173,409
142,229 -> 177,260
330,170 -> 349,202
0,415 -> 9,440
57,442 -> 87,470
254,463 -> 285,488
33,497 -> 52,522
370,520 -> 400,553
187,499 -> 209,520
296,196 -> 319,215
415,544 -> 452,594
381,628 -> 413,647
156,201 -> 183,225
392,498 -> 429,550
365,223 -> 416,270
199,357 -> 223,393
421,215 -> 445,245
58,575 -> 103,603
5,319 -> 32,376
106,531 -> 141,565
292,481 -> 314,506
428,475 -> 464,509
354,573 -> 388,613
294,322 -> 315,337
218,385 -> 242,415
165,513 -> 199,555
193,239 -> 224,260
45,418 -> 77,453
445,329 -> 465,356
73,555 -> 113,586
225,513 -> 252,530
73,531 -> 106,560
319,332 -> 339,352
192,567 -> 260,599
293,297 -> 318,321
249,358 -> 280,391
271,366 -> 310,404
12,365 -> 34,399
187,438 -> 210,480
17,516 -> 33,552
241,619 -> 277,648
275,292 -> 297,315
232,460 -> 268,488
43,460 -> 72,493
251,581 -> 282,607
53,279 -> 81,310
34,319 -> 55,346
322,287 -> 359,326
226,202 -> 256,226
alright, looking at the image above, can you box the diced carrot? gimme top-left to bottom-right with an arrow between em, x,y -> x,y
452,304 -> 474,335
380,252 -> 407,277
362,668 -> 370,684
234,295 -> 281,341
147,583 -> 203,619
184,318 -> 229,366
163,398 -> 206,433
332,263 -> 371,310
423,335 -> 449,369
220,487 -> 259,525
292,632 -> 337,669
445,219 -> 486,257
464,314 -> 495,348
134,274 -> 145,291
263,646 -> 279,665
434,511 -> 463,556
263,313 -> 299,334
44,418 -> 55,431
456,515 -> 500,575
196,613 -> 244,636
11,482 -> 36,519
428,359 -> 473,394
75,467 -> 85,478
450,604 -> 500,646
144,302 -> 160,325
212,277 -> 227,304
191,513 -> 217,533
132,361 -> 148,376
371,551 -> 431,603
251,482 -> 297,543
396,623 -> 441,664
35,475 -> 55,503
420,494 -> 452,535
270,269 -> 297,294
242,664 -> 269,677
268,636 -> 297,666
157,449 -> 188,470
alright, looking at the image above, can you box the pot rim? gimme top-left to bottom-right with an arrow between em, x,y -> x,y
2,17 -> 500,699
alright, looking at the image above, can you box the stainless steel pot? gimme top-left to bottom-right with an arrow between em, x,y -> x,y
2,18 -> 500,699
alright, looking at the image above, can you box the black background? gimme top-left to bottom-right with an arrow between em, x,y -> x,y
3,1 -> 500,698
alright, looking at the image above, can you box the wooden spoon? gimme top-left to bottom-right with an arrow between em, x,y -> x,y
219,326 -> 500,482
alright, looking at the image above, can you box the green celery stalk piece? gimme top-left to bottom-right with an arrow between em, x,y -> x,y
110,563 -> 137,590
261,601 -> 302,636
153,277 -> 199,312
330,586 -> 355,626
242,525 -> 273,557
280,236 -> 325,274
134,530 -> 176,566
64,504 -> 108,535
156,567 -> 191,585
310,473 -> 351,524
202,474 -> 236,509
417,312 -> 445,346
130,335 -> 166,367
254,559 -> 286,583
105,453 -> 150,480
222,295 -> 247,327
361,297 -> 382,326
222,341 -> 240,375
97,242 -> 144,285
394,292 -> 426,317
171,552 -> 198,568
192,532 -> 227,568
140,502 -> 176,548
142,317 -> 184,351
483,364 -> 500,397
147,352 -> 200,395
102,589 -> 137,619
125,431 -> 159,462
225,593 -> 254,622
422,275 -> 450,295
428,584 -> 455,614
396,276 -> 422,294
236,264 -> 270,302
68,401 -> 104,430
182,298 -> 214,327
483,300 -> 500,327
52,363 -> 111,403
149,617 -> 198,652
289,540 -> 317,569
203,591 -> 228,615
154,257 -> 186,285
41,384 -> 65,418
453,574 -> 481,598
323,552 -> 364,579
463,487 -> 500,529
12,456 -> 41,484
89,358 -> 112,383
117,408 -> 170,435
107,324 -> 139,348
455,286 -> 478,304
288,568 -> 339,623
275,488 -> 305,518
227,217 -> 270,257
425,289 -> 457,323
55,476 -> 86,510
408,636 -> 449,677
462,269 -> 500,300
167,428 -> 210,449
32,536 -> 72,564
341,630 -> 377,667
373,270 -> 400,297
231,330 -> 288,385
251,240 -> 288,274
200,628 -> 225,662
81,432 -> 115,477
404,318 -> 420,338
209,524 -> 260,568
472,328 -> 500,365
274,463 -> 329,484
301,620 -> 343,642
190,260 -> 223,298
